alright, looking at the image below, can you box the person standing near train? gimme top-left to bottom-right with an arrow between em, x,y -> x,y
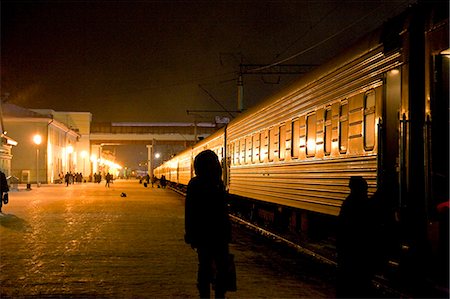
336,176 -> 375,298
184,150 -> 232,299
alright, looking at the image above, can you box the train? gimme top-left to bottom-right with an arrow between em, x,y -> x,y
155,2 -> 448,293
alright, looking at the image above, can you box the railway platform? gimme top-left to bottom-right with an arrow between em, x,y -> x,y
0,180 -> 336,298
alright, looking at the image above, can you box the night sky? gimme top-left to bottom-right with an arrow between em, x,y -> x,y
2,0 -> 417,124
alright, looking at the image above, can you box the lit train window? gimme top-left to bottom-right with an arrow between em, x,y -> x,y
279,124 -> 286,160
339,101 -> 349,153
234,141 -> 239,165
269,127 -> 279,161
240,138 -> 246,164
306,113 -> 316,157
291,119 -> 300,158
324,107 -> 332,155
246,136 -> 253,164
364,91 -> 376,150
252,133 -> 260,163
261,130 -> 269,161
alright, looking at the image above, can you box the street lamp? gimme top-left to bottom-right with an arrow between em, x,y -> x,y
33,134 -> 42,187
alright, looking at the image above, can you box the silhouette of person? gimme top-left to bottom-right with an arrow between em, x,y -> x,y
105,173 -> 112,188
0,170 -> 9,213
336,176 -> 374,298
64,172 -> 70,187
185,150 -> 231,299
160,175 -> 167,189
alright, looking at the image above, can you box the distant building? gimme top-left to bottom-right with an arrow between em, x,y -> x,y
3,104 -> 86,184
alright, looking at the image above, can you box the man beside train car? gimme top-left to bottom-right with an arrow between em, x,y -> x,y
184,150 -> 232,299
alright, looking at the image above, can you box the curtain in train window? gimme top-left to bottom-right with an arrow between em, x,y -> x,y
306,113 -> 316,157
324,108 -> 332,155
339,102 -> 349,153
291,119 -> 300,158
364,91 -> 376,150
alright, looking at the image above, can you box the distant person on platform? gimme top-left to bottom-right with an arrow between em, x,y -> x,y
105,173 -> 112,188
0,170 -> 9,213
184,150 -> 232,299
336,176 -> 375,298
64,172 -> 70,187
160,175 -> 167,189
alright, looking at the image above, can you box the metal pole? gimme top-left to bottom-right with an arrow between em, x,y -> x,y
36,147 -> 40,187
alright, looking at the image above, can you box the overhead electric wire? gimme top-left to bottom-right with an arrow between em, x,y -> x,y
249,1 -> 411,73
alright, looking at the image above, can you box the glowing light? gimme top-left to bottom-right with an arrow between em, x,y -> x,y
81,150 -> 87,158
155,153 -> 161,159
33,134 -> 42,145
67,145 -> 74,154
389,69 -> 400,75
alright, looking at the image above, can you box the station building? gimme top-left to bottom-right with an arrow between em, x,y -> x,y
2,104 -> 91,184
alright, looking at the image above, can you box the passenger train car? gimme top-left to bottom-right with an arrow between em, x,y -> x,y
155,2 -> 448,288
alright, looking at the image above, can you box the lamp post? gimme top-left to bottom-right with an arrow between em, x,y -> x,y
33,134 -> 42,187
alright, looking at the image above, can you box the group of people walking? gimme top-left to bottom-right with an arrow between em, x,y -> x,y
61,172 -> 84,186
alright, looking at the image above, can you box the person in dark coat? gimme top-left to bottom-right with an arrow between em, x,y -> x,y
185,150 -> 231,299
336,176 -> 374,298
64,172 -> 70,187
0,170 -> 9,213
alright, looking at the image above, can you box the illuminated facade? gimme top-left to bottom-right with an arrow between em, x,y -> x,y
3,104 -> 84,184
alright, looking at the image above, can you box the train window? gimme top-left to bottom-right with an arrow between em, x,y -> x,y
234,141 -> 239,165
316,108 -> 324,151
246,136 -> 253,164
306,113 -> 316,157
252,133 -> 260,163
339,101 -> 349,153
279,124 -> 286,160
240,138 -> 246,164
261,130 -> 269,161
269,127 -> 279,161
364,91 -> 376,150
291,119 -> 300,158
324,107 -> 332,155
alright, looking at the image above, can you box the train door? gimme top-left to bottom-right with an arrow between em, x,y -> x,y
382,67 -> 402,204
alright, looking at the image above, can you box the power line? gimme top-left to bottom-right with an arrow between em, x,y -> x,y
248,3 -> 397,73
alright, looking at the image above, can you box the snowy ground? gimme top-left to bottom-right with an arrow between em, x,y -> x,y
0,180 -> 335,298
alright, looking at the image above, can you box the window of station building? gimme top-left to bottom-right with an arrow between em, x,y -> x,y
364,91 -> 376,150
252,133 -> 260,163
324,107 -> 332,155
269,127 -> 279,161
339,101 -> 349,153
306,113 -> 316,157
291,119 -> 300,158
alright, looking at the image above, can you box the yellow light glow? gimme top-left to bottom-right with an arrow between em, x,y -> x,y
33,134 -> 42,145
67,145 -> 74,154
81,150 -> 87,158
